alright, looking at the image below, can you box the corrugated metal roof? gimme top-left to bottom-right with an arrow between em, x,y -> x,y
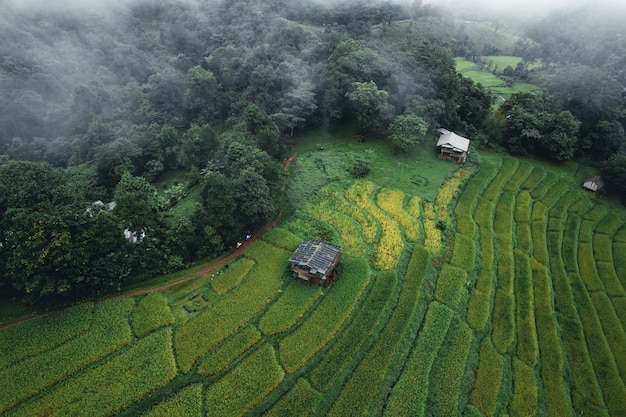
289,239 -> 340,274
436,130 -> 470,152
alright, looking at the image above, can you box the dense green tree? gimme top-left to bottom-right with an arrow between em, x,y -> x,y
233,167 -> 276,230
180,124 -> 218,168
601,152 -> 626,196
113,172 -> 159,235
345,81 -> 393,131
388,113 -> 428,152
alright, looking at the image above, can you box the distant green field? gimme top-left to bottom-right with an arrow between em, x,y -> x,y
455,56 -> 541,102
2,128 -> 626,416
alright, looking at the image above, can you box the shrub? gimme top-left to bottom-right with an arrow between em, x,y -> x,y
377,188 -> 420,241
311,270 -> 397,391
175,242 -> 288,373
197,325 -> 261,376
491,289 -> 514,354
384,301 -> 453,417
211,257 -> 255,296
428,318 -> 473,417
0,303 -> 93,371
514,250 -> 538,367
0,298 -> 133,414
143,384 -> 203,417
450,233 -> 476,272
205,343 -> 284,417
467,289 -> 491,331
264,378 -> 321,417
259,280 -> 323,336
469,338 -> 503,416
132,292 -> 175,338
509,358 -> 538,417
10,329 -> 177,417
279,256 -> 370,374
435,263 -> 468,310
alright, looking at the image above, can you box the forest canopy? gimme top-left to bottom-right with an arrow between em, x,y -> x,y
1,0 -> 624,299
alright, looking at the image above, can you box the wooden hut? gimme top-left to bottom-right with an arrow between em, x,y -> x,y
436,128 -> 470,163
288,239 -> 341,286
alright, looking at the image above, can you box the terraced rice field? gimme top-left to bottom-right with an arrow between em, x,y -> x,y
1,154 -> 625,416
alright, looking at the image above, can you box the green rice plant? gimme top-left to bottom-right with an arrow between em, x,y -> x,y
407,195 -> 421,218
494,192 -> 514,240
383,301 -> 453,417
529,171 -> 557,200
615,225 -> 626,243
593,232 -> 613,263
0,302 -> 93,371
583,204 -> 609,221
259,280 -> 323,336
264,378 -> 321,417
455,201 -> 477,237
534,312 -> 574,416
569,276 -> 626,415
205,343 -> 284,417
9,328 -> 177,417
474,199 -> 494,228
0,298 -> 133,414
554,196 -> 577,223
503,160 -> 533,191
491,289 -> 514,354
514,250 -> 538,367
516,223 -> 532,254
279,256 -> 370,374
514,191 -> 531,224
449,233 -> 476,272
483,157 -> 518,201
614,242 -> 626,286
590,292 -> 626,381
261,227 -> 304,251
496,250 -> 514,294
175,241 -> 288,373
469,338 -> 503,417
578,242 -> 605,292
579,219 -> 595,243
548,245 -> 606,414
131,292 -> 175,338
466,289 -> 491,331
530,201 -> 548,222
196,325 -> 261,376
474,231 -> 495,294
568,197 -> 593,215
520,166 -> 546,191
531,222 -> 548,265
595,213 -> 622,235
327,249 -> 430,417
595,261 -> 625,297
547,231 -> 563,272
311,269 -> 398,391
613,297 -> 626,330
211,257 -> 255,296
427,317 -> 473,417
423,219 -> 442,254
435,263 -> 468,310
547,215 -> 564,232
539,179 -> 570,209
463,160 -> 498,198
562,215 -> 581,273
530,258 -> 552,316
377,188 -> 420,241
305,206 -> 364,257
509,357 -> 538,417
142,383 -> 203,417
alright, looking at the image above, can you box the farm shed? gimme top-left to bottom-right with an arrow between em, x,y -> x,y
436,128 -> 470,163
288,239 -> 341,286
583,176 -> 604,193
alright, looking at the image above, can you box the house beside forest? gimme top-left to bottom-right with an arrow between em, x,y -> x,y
583,176 -> 604,193
288,239 -> 341,286
436,128 -> 470,163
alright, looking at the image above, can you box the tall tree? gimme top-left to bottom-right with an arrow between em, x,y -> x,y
345,81 -> 393,132
388,113 -> 428,152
